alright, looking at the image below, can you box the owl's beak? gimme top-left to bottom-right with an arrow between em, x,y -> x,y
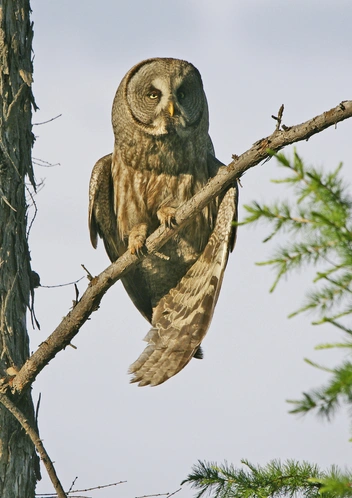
167,101 -> 175,117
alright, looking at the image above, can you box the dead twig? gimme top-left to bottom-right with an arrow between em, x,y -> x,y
36,480 -> 127,496
135,489 -> 181,498
40,276 -> 85,289
33,114 -> 62,126
81,264 -> 94,282
271,104 -> 285,131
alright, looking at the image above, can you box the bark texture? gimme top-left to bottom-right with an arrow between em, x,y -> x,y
0,1 -> 40,496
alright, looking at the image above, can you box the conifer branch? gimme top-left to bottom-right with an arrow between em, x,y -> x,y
184,459 -> 352,498
287,361 -> 352,420
183,460 -> 326,498
240,150 -> 352,430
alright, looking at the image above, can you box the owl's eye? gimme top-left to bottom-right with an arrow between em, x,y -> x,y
148,90 -> 161,100
177,89 -> 186,100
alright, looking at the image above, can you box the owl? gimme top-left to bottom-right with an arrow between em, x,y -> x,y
89,58 -> 238,386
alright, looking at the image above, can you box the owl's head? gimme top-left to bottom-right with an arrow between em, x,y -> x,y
112,58 -> 209,139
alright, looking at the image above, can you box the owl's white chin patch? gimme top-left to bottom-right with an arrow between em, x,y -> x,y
150,118 -> 168,136
151,115 -> 188,137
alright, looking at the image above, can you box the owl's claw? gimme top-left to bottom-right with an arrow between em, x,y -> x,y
128,223 -> 148,255
157,206 -> 177,228
129,238 -> 147,256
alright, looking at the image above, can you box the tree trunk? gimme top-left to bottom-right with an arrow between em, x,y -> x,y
0,1 -> 40,496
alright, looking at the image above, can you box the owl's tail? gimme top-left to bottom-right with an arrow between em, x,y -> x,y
128,186 -> 238,386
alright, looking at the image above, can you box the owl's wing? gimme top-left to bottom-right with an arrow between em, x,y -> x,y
89,154 -> 121,262
128,184 -> 238,386
89,154 -> 156,322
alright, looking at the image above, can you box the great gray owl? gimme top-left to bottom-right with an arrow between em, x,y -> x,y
89,58 -> 238,386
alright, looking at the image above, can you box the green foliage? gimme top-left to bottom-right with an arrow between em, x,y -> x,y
184,152 -> 352,497
240,151 -> 352,311
239,151 -> 352,424
183,459 -> 352,498
287,359 -> 352,422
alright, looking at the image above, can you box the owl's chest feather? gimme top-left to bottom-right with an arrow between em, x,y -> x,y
111,149 -> 213,245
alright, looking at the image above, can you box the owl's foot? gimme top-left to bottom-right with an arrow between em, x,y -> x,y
157,206 -> 177,228
128,223 -> 148,255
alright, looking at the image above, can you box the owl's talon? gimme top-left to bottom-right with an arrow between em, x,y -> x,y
129,239 -> 147,256
157,206 -> 177,228
128,223 -> 148,255
136,245 -> 148,257
164,217 -> 176,229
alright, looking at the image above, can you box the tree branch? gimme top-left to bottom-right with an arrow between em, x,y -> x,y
0,392 -> 67,498
36,480 -> 127,496
9,100 -> 352,396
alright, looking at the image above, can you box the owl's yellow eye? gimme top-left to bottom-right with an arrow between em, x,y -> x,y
148,90 -> 160,100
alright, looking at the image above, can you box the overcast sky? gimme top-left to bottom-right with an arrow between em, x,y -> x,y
29,1 -> 352,497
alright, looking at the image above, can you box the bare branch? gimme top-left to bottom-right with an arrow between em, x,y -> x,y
9,100 -> 352,396
33,157 -> 61,168
135,489 -> 181,498
70,481 -> 126,494
69,481 -> 126,494
271,104 -> 284,131
33,114 -> 62,126
36,480 -> 127,496
67,476 -> 78,495
40,276 -> 85,289
0,393 -> 67,498
166,489 -> 182,498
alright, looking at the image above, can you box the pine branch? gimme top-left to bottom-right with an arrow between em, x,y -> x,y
287,361 -> 352,420
240,149 -> 352,430
182,459 -> 328,498
242,152 -> 352,312
314,468 -> 352,497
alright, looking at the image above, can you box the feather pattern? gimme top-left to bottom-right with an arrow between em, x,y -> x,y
88,58 -> 239,386
128,187 -> 238,386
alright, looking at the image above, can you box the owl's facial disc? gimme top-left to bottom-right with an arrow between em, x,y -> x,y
146,77 -> 188,135
127,66 -> 204,137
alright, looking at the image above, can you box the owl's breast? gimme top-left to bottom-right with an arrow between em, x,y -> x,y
111,146 -> 215,249
110,135 -> 221,317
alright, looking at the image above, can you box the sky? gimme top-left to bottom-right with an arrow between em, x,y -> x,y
28,1 -> 352,497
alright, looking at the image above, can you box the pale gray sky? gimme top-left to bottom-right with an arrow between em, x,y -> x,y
30,1 -> 352,497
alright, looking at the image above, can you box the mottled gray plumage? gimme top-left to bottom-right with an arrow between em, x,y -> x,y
89,58 -> 238,386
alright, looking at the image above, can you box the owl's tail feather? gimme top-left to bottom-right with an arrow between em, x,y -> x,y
128,186 -> 238,386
